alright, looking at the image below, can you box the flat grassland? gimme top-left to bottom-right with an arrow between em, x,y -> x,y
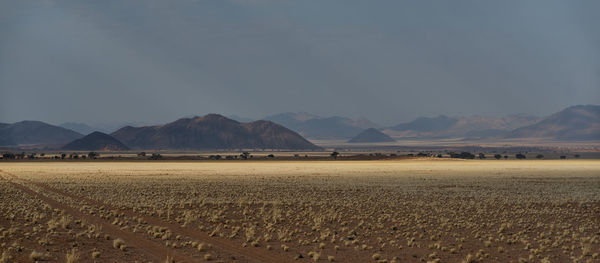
1,160 -> 599,262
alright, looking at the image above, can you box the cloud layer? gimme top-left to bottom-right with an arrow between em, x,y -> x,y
1,0 -> 599,125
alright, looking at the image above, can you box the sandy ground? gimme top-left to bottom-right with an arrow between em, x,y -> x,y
1,159 -> 599,262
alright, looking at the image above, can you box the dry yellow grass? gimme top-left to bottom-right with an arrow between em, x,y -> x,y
0,159 -> 598,262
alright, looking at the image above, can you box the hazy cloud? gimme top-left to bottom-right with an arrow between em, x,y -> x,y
1,0 -> 599,125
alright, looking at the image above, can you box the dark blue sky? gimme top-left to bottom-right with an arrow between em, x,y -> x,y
1,0 -> 599,125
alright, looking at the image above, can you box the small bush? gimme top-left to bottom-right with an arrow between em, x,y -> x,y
29,251 -> 45,261
1,251 -> 12,263
372,253 -> 381,260
113,238 -> 126,250
66,248 -> 79,263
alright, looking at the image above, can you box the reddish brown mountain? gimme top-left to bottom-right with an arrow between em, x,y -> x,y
62,131 -> 129,151
111,114 -> 320,150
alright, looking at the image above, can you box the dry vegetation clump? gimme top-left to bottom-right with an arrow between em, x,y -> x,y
0,176 -> 154,262
1,160 -> 599,262
0,251 -> 12,263
65,248 -> 79,263
113,238 -> 126,250
28,251 -> 45,261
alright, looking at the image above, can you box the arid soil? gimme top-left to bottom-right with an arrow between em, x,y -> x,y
1,160 -> 599,262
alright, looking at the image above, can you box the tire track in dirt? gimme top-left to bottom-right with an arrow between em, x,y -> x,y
0,169 -> 291,263
0,171 -> 201,263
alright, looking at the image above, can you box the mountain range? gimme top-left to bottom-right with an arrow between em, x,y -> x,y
270,106 -> 597,142
59,121 -> 155,135
0,121 -> 83,146
1,105 -> 598,150
263,113 -> 378,139
507,105 -> 600,141
111,114 -> 320,150
384,114 -> 540,139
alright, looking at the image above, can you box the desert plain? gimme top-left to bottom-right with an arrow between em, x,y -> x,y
0,159 -> 599,263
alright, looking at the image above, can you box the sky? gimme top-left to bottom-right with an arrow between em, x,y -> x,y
1,0 -> 599,126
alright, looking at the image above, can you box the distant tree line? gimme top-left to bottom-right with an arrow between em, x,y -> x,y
448,152 -> 475,159
1,152 -> 99,159
442,152 -> 582,160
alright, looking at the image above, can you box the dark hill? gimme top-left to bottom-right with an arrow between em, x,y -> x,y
348,128 -> 395,143
62,131 -> 129,151
0,121 -> 83,146
507,105 -> 600,141
111,114 -> 321,150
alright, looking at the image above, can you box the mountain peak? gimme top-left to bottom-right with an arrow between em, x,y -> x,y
111,114 -> 320,150
62,131 -> 129,151
0,120 -> 83,146
348,128 -> 395,143
508,105 -> 600,140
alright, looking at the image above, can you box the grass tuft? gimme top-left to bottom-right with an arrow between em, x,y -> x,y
66,248 -> 79,263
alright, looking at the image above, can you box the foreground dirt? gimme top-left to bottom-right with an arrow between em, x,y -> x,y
0,160 -> 599,262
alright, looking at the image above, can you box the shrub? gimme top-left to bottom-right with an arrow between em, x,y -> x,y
66,248 -> 79,263
372,253 -> 381,260
1,251 -> 12,263
311,252 -> 320,262
29,251 -> 45,261
2,153 -> 16,159
149,153 -> 163,160
113,238 -> 126,250
461,254 -> 475,263
240,152 -> 250,159
449,152 -> 475,159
